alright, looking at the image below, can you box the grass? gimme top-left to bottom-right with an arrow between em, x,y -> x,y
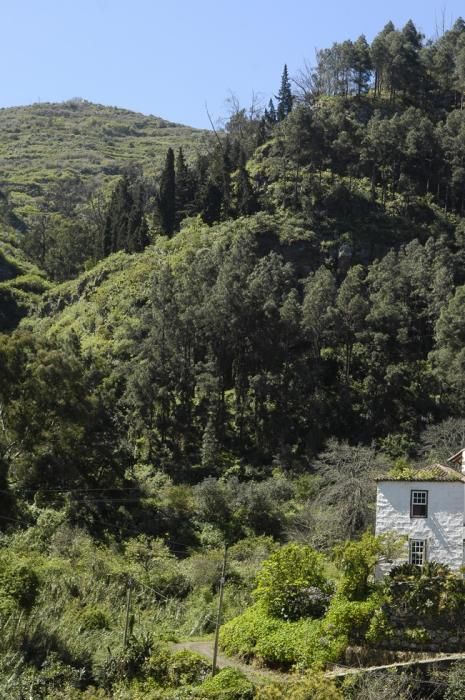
0,99 -> 211,222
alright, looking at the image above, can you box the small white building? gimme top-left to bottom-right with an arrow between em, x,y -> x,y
375,449 -> 465,576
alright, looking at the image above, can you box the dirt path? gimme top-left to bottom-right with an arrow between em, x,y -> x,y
171,639 -> 289,684
173,640 -> 465,684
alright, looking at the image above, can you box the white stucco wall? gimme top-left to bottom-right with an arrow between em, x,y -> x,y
375,480 -> 465,576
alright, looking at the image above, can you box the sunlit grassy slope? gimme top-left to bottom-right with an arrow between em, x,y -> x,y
0,99 -> 209,220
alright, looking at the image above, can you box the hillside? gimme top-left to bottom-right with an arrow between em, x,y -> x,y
3,16 -> 465,699
0,99 -> 209,222
0,228 -> 50,331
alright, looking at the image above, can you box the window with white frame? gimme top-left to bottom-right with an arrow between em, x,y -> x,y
409,539 -> 426,566
410,490 -> 428,518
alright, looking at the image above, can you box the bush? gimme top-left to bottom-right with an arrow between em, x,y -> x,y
220,603 -> 344,669
0,558 -> 40,613
197,667 -> 254,699
256,672 -> 343,699
167,650 -> 210,687
254,544 -> 333,620
144,643 -> 172,684
97,635 -> 153,689
332,533 -> 385,601
445,663 -> 465,700
323,593 -> 382,643
79,606 -> 110,631
220,604 -> 281,659
384,561 -> 465,624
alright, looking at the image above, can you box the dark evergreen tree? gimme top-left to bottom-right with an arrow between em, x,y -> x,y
175,147 -> 196,227
102,175 -> 132,256
127,182 -> 150,252
276,65 -> 294,121
234,150 -> 257,216
102,174 -> 149,256
371,21 -> 396,96
352,35 -> 372,95
158,147 -> 176,236
201,180 -> 223,224
265,99 -> 277,125
220,139 -> 233,219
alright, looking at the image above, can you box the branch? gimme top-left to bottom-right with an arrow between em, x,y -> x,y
204,102 -> 224,152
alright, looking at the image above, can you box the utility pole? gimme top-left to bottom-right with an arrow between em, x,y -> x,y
212,543 -> 228,676
123,577 -> 133,649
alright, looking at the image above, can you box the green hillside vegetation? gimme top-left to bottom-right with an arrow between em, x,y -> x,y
0,99 -> 207,220
3,16 -> 465,699
0,228 -> 50,331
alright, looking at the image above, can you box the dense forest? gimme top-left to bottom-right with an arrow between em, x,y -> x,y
2,17 -> 465,699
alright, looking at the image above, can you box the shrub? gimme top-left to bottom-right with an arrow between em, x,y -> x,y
254,618 -> 323,667
254,544 -> 332,620
342,670 -> 415,700
220,603 -> 344,669
97,635 -> 153,689
256,672 -> 343,699
79,606 -> 110,631
323,593 -> 382,643
365,608 -> 393,645
445,663 -> 465,700
220,604 -> 281,659
332,533 -> 385,601
167,650 -> 210,687
144,643 -> 172,684
0,559 -> 40,613
197,667 -> 254,699
385,561 -> 465,624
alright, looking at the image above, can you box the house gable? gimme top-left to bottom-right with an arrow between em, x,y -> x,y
375,479 -> 465,575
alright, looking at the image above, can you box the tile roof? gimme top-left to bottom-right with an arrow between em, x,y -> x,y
377,463 -> 465,483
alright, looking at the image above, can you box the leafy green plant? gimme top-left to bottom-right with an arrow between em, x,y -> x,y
254,544 -> 333,620
0,557 -> 40,613
323,592 -> 382,643
256,672 -> 343,699
197,667 -> 254,699
79,607 -> 111,632
333,533 -> 386,600
167,650 -> 210,687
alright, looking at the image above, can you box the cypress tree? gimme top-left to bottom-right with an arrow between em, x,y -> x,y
276,65 -> 294,121
127,182 -> 150,252
175,147 -> 196,226
235,150 -> 257,216
265,98 -> 277,125
102,175 -> 132,256
158,147 -> 176,236
202,180 -> 223,225
220,139 -> 233,219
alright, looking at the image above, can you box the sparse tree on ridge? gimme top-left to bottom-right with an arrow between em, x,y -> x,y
158,147 -> 176,235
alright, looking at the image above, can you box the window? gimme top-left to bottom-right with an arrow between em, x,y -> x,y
410,490 -> 428,518
409,539 -> 426,567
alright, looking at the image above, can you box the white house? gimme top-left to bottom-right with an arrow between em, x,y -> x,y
375,448 -> 465,576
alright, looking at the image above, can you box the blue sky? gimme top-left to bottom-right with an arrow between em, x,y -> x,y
1,1 -> 464,128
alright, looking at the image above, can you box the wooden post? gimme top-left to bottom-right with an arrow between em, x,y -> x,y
212,544 -> 228,676
123,577 -> 133,649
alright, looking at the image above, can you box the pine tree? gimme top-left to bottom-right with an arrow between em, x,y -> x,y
175,147 -> 196,226
276,65 -> 294,121
127,182 -> 150,252
158,147 -> 176,236
102,175 -> 132,256
234,150 -> 257,216
220,139 -> 233,219
371,21 -> 395,96
201,180 -> 223,224
352,35 -> 372,95
265,99 -> 277,125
